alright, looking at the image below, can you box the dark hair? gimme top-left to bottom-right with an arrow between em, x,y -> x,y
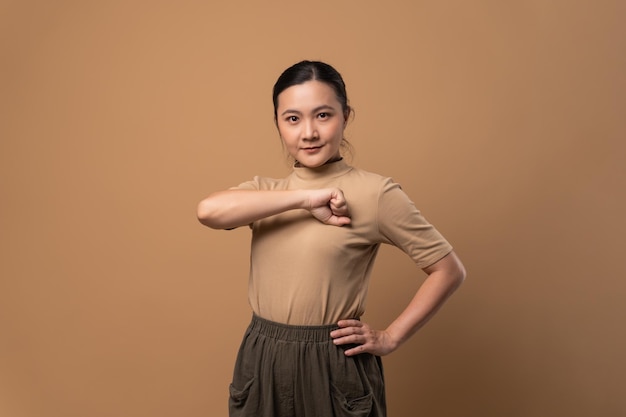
272,60 -> 352,120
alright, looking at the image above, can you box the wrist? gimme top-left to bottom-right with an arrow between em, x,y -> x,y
293,189 -> 313,211
384,326 -> 407,351
296,189 -> 324,212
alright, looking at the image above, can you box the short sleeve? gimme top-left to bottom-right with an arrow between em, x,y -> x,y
377,178 -> 453,269
226,176 -> 285,229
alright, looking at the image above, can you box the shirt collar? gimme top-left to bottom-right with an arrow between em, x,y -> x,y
292,158 -> 352,181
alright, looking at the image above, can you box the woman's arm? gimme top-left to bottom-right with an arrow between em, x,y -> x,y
331,250 -> 466,356
197,188 -> 352,230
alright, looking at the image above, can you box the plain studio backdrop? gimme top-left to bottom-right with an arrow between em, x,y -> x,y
1,1 -> 624,416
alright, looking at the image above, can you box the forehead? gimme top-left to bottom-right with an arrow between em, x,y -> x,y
276,80 -> 340,111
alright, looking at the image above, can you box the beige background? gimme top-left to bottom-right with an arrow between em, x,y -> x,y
1,1 -> 625,416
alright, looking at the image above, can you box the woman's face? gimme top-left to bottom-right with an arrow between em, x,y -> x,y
275,80 -> 347,168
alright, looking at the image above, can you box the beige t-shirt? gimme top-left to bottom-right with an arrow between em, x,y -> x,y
233,159 -> 453,325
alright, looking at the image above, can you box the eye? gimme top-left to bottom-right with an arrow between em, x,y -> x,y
317,112 -> 331,119
284,115 -> 299,123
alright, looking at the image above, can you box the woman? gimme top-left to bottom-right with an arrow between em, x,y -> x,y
197,60 -> 466,417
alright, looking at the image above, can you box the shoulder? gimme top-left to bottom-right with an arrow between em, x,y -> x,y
343,166 -> 400,195
336,167 -> 406,210
344,166 -> 421,216
344,165 -> 393,185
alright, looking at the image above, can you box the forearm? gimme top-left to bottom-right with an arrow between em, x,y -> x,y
197,189 -> 308,229
385,252 -> 466,350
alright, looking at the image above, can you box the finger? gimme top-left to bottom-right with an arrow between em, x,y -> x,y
325,215 -> 351,227
331,198 -> 347,209
337,319 -> 362,328
332,333 -> 364,346
330,195 -> 348,207
331,189 -> 346,201
344,344 -> 369,357
330,327 -> 359,339
330,192 -> 349,210
332,207 -> 350,218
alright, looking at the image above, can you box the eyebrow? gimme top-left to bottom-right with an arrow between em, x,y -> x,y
280,105 -> 336,117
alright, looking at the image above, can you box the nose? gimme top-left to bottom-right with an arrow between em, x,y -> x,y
302,119 -> 318,141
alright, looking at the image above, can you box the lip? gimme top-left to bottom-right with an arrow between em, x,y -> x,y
301,145 -> 323,153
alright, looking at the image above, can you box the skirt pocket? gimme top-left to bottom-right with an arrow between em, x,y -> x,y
228,377 -> 256,414
330,382 -> 373,417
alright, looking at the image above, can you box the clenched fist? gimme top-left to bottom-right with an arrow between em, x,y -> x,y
307,188 -> 351,226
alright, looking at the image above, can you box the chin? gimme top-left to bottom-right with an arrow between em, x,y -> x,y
296,156 -> 324,168
298,161 -> 323,168
299,152 -> 342,167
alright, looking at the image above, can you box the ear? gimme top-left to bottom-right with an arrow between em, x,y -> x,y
343,107 -> 351,126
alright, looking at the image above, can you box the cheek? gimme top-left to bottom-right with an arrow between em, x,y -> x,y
276,124 -> 287,139
278,127 -> 297,146
328,121 -> 345,138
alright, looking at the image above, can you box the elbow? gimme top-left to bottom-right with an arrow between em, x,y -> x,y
197,199 -> 225,229
456,263 -> 467,288
452,249 -> 467,278
197,191 -> 246,230
453,256 -> 467,290
441,250 -> 466,291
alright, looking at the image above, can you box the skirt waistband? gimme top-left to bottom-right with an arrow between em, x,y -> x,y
248,314 -> 342,343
